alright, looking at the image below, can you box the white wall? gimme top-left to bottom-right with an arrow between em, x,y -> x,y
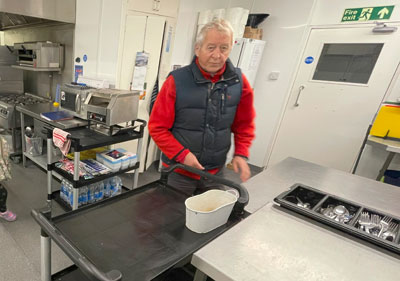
249,0 -> 316,167
74,0 -> 124,85
171,0 -> 254,67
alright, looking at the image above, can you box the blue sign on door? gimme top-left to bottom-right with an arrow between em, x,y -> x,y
305,56 -> 314,64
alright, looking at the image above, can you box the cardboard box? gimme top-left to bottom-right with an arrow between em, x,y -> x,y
243,26 -> 263,40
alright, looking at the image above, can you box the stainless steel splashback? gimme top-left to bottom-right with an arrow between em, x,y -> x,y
0,46 -> 23,94
0,0 -> 75,30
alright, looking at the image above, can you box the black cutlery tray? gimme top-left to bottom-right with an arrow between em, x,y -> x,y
274,184 -> 400,254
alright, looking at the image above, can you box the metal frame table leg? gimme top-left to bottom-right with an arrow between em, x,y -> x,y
193,269 -> 208,281
20,112 -> 26,167
47,137 -> 53,209
72,151 -> 80,210
41,229 -> 51,281
133,137 -> 143,189
376,152 -> 395,181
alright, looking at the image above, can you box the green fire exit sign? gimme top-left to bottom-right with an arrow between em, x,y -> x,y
342,6 -> 394,22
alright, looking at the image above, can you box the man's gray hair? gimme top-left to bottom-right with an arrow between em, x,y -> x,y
195,19 -> 234,47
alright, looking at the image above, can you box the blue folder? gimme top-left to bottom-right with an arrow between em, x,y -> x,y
40,111 -> 74,121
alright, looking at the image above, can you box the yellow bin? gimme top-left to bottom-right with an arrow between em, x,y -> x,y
370,104 -> 400,139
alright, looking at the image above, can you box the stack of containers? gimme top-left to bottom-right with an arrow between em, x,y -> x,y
115,148 -> 138,168
96,149 -> 137,171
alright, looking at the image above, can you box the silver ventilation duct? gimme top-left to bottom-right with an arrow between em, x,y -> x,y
0,0 -> 75,30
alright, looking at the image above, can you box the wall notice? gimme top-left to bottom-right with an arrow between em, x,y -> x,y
342,6 -> 394,22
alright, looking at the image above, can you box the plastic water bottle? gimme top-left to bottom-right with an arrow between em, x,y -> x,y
88,184 -> 95,204
115,176 -> 122,195
104,179 -> 111,198
79,186 -> 88,206
64,181 -> 71,204
78,188 -> 83,207
82,186 -> 88,205
60,179 -> 66,201
93,183 -> 99,202
110,177 -> 117,197
67,182 -> 74,207
97,181 -> 104,201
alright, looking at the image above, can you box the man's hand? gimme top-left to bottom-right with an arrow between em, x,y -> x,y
183,152 -> 204,170
232,156 -> 250,182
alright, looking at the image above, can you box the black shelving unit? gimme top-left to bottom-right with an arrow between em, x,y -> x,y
50,162 -> 140,188
45,119 -> 146,211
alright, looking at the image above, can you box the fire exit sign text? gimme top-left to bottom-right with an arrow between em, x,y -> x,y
342,6 -> 394,22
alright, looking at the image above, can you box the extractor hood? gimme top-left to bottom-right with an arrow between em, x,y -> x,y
0,0 -> 75,30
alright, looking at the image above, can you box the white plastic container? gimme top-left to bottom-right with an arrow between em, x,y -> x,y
96,150 -> 127,172
115,148 -> 137,167
185,189 -> 238,233
125,152 -> 137,167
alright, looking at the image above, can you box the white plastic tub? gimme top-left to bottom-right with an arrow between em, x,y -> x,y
96,150 -> 127,172
185,189 -> 238,233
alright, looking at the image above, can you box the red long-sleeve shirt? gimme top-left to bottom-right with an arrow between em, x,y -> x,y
149,60 -> 255,179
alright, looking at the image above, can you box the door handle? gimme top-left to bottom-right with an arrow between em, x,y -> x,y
294,85 -> 305,107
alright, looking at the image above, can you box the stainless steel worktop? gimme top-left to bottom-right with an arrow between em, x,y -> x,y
16,103 -> 88,129
193,203 -> 400,281
244,157 -> 400,214
192,158 -> 400,281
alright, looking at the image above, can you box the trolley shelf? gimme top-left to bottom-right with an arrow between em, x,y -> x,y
50,162 -> 140,188
52,186 -> 131,212
45,119 -> 146,152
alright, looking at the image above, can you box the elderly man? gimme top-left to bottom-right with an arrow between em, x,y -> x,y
149,19 -> 255,194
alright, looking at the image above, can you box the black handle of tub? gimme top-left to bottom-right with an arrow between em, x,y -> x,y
31,209 -> 122,281
161,163 -> 249,215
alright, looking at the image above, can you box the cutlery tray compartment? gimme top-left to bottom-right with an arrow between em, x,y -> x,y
274,184 -> 400,253
281,185 -> 325,209
315,196 -> 360,225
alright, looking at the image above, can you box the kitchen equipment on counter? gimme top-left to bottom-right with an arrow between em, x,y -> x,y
0,93 -> 50,154
84,88 -> 139,135
14,42 -> 64,69
59,83 -> 94,119
274,184 -> 400,254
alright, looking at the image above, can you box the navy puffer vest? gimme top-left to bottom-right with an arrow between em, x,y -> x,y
162,57 -> 243,170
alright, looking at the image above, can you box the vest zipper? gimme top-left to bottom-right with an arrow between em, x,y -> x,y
221,92 -> 226,114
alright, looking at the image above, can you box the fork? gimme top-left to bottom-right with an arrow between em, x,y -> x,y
378,216 -> 392,238
382,222 -> 399,241
358,212 -> 370,231
366,214 -> 381,235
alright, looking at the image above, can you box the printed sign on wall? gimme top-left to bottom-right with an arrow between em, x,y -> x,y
342,6 -> 394,22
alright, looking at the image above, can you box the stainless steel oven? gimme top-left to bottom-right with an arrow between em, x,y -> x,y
60,84 -> 94,119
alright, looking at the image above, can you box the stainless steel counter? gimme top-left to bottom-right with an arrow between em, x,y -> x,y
16,103 -> 88,129
244,157 -> 400,214
193,203 -> 400,281
192,158 -> 400,281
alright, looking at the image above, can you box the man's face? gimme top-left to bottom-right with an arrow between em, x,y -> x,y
195,29 -> 232,74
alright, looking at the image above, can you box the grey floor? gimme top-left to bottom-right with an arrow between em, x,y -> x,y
0,160 -> 261,281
